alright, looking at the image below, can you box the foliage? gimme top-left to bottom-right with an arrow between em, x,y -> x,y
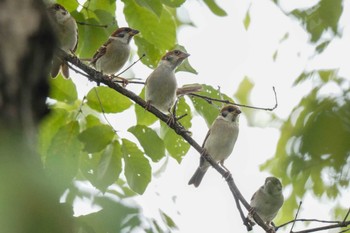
259,0 -> 349,223
261,72 -> 350,221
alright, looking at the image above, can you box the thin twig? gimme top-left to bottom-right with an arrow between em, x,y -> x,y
339,228 -> 350,233
277,219 -> 342,230
74,96 -> 87,119
76,21 -> 109,28
116,53 -> 146,77
93,87 -> 117,133
343,208 -> 350,222
292,221 -> 350,233
67,63 -> 90,78
68,57 -> 144,85
231,185 -> 252,231
290,201 -> 303,233
188,86 -> 278,111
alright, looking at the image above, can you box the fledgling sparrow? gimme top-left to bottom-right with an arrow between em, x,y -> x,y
188,105 -> 241,187
248,177 -> 284,228
90,27 -> 139,76
48,3 -> 78,78
145,50 -> 190,116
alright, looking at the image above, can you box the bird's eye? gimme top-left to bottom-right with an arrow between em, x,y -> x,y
54,4 -> 60,10
125,28 -> 131,32
174,50 -> 180,55
117,33 -> 125,38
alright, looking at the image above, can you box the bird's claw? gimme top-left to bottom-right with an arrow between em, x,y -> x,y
110,75 -> 129,87
166,114 -> 175,126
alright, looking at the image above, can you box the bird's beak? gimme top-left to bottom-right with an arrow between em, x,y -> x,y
130,29 -> 140,36
237,109 -> 242,114
180,52 -> 190,59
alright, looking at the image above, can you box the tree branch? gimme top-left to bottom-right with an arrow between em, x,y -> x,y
188,86 -> 278,111
58,50 -> 347,233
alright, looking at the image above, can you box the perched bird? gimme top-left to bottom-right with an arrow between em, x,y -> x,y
145,50 -> 190,116
188,105 -> 241,187
90,27 -> 139,75
48,3 -> 78,78
248,177 -> 284,228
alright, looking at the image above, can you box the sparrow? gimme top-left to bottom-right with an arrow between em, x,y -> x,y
188,105 -> 241,187
145,50 -> 190,116
248,177 -> 284,228
90,27 -> 139,76
48,3 -> 78,78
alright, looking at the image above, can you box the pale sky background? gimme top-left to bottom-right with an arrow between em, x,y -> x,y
72,0 -> 350,232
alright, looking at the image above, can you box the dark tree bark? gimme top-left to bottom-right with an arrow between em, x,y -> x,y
0,1 -> 73,232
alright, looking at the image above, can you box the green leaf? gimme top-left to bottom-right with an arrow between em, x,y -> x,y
45,121 -> 81,191
161,0 -> 186,8
243,11 -> 250,30
135,88 -> 158,126
78,125 -> 116,153
128,125 -> 165,162
95,141 -> 123,192
273,50 -> 278,61
173,44 -> 198,74
123,0 -> 176,67
39,108 -> 70,157
49,76 -> 78,103
161,122 -> 190,163
86,86 -> 132,113
135,0 -> 163,17
189,84 -> 234,127
122,139 -> 151,194
318,69 -> 336,83
134,37 -> 163,69
77,197 -> 139,233
85,114 -> 102,128
291,0 -> 342,43
175,97 -> 192,129
56,0 -> 79,12
293,71 -> 315,86
319,0 -> 342,34
234,77 -> 255,125
235,77 -> 254,106
159,210 -> 178,230
203,0 -> 227,16
80,151 -> 102,184
316,40 -> 330,53
279,32 -> 289,43
111,179 -> 138,198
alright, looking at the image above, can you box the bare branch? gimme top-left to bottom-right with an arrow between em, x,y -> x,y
92,87 -> 117,133
116,53 -> 146,77
188,86 -> 278,111
277,218 -> 341,230
343,208 -> 350,222
292,221 -> 350,233
290,201 -> 303,233
76,21 -> 109,28
339,228 -> 350,233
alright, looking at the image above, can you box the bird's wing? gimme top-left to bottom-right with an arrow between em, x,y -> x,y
90,40 -> 110,65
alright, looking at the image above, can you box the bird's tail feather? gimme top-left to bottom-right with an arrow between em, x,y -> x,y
188,167 -> 208,187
